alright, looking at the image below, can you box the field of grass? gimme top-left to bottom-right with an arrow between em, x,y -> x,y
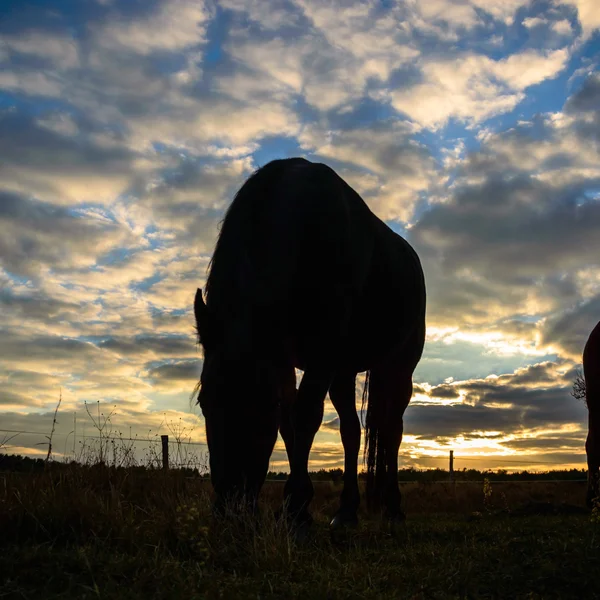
2,463 -> 600,599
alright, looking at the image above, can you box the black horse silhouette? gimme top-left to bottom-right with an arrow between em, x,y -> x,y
194,157 -> 426,530
584,320 -> 600,507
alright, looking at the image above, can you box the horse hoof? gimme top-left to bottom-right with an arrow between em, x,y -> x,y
276,506 -> 313,542
388,513 -> 407,539
293,520 -> 312,543
274,506 -> 286,524
330,513 -> 358,530
329,513 -> 358,543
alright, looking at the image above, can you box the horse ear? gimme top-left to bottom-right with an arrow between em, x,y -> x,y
194,288 -> 209,337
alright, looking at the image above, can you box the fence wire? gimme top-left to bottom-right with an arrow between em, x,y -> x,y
0,427 -> 587,472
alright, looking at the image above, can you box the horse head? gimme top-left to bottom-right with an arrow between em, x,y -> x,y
194,288 -> 281,511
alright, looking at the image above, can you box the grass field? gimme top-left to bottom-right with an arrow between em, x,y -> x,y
2,464 -> 600,599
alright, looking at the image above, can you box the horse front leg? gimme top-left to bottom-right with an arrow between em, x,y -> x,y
328,371 -> 360,530
283,369 -> 332,527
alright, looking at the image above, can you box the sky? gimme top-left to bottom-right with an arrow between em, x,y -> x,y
1,0 -> 599,472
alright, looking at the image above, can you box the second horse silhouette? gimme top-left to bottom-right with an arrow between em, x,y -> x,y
585,320 -> 600,507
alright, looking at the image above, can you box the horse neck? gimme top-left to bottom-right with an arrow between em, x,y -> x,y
217,303 -> 285,359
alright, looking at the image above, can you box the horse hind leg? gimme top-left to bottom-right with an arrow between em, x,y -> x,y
586,440 -> 599,509
369,366 -> 413,527
586,408 -> 600,508
328,371 -> 360,531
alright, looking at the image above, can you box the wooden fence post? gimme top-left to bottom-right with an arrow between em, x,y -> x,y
161,435 -> 169,471
449,450 -> 454,482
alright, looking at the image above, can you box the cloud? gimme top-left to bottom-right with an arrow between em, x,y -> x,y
1,31 -> 80,69
0,2 -> 297,158
0,190 -> 138,278
145,360 -> 201,384
99,335 -> 195,358
0,329 -> 158,414
130,157 -> 253,243
470,0 -> 530,25
1,0 -> 598,471
523,16 -> 573,38
391,48 -> 570,129
541,294 -> 600,360
407,0 -> 481,33
0,369 -> 67,412
407,360 -> 586,439
322,417 -> 340,431
0,111 -> 142,205
96,0 -> 212,55
220,2 -> 448,115
300,119 -> 436,221
565,72 -> 600,113
410,77 -> 600,338
0,288 -> 80,324
563,0 -> 600,39
0,332 -> 105,370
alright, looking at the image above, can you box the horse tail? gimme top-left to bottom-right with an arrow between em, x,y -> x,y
362,369 -> 385,511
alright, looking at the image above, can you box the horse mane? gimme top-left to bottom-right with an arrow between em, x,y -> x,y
204,158 -> 309,316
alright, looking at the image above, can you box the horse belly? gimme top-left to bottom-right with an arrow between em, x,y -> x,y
347,238 -> 425,371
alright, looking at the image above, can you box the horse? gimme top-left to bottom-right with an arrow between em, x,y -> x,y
584,320 -> 600,507
194,157 -> 426,531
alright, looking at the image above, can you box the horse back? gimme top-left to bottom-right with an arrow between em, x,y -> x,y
266,161 -> 424,371
206,158 -> 424,370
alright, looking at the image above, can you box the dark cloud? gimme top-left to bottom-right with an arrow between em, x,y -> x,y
132,158 -> 247,244
146,359 -> 200,382
0,189 -> 135,277
541,294 -> 600,358
0,111 -> 134,179
500,434 -> 584,451
0,390 -> 30,407
0,288 -> 79,322
0,331 -> 104,366
406,361 -> 587,440
0,0 -> 104,36
502,361 -> 562,386
565,73 -> 600,114
429,385 -> 460,399
152,311 -> 197,333
322,417 -> 340,431
410,97 -> 600,332
405,393 -> 584,440
417,338 -> 553,385
99,335 -> 195,357
413,383 -> 429,395
415,176 -> 600,282
0,0 -> 164,38
461,431 -> 505,440
321,361 -> 586,449
405,402 -> 520,439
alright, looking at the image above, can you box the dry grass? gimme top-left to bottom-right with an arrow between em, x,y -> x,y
1,464 -> 599,599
